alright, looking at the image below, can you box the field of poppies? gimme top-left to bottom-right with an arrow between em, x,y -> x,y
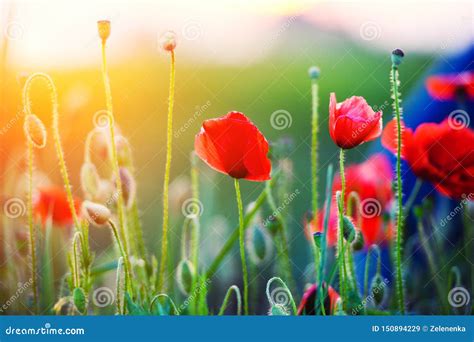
0,16 -> 473,317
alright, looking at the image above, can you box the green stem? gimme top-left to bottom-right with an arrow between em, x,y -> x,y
404,178 -> 422,217
26,141 -> 38,313
158,50 -> 176,292
108,220 -> 133,294
337,149 -> 346,308
391,64 -> 406,314
311,80 -> 319,214
218,285 -> 242,315
234,179 -> 249,315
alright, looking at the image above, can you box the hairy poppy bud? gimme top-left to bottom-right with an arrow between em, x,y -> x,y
115,135 -> 133,167
176,259 -> 195,295
342,215 -> 356,242
370,274 -> 385,305
391,49 -> 404,66
269,303 -> 289,316
82,200 -> 111,226
24,114 -> 47,148
246,224 -> 272,265
351,229 -> 364,251
119,167 -> 136,209
160,31 -> 176,52
80,163 -> 100,198
97,20 -> 111,43
73,287 -> 87,314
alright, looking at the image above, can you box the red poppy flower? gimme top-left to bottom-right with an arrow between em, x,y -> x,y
194,111 -> 271,181
309,154 -> 394,246
426,71 -> 474,101
297,283 -> 340,315
33,186 -> 81,227
382,119 -> 474,199
329,93 -> 382,149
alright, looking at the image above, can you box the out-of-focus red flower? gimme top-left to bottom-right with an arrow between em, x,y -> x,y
308,154 -> 394,246
382,119 -> 474,199
297,283 -> 340,315
194,111 -> 271,181
33,186 -> 81,227
426,71 -> 474,101
329,93 -> 382,149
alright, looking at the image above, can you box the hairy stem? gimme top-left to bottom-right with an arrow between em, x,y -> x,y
337,149 -> 346,308
218,285 -> 242,315
108,220 -> 133,294
26,141 -> 38,312
234,179 -> 249,315
311,79 -> 319,214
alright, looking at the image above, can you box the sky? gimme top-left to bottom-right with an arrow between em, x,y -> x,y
1,0 -> 472,67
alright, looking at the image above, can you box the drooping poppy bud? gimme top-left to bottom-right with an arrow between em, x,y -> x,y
80,162 -> 100,198
24,114 -> 47,149
176,259 -> 195,295
118,167 -> 136,209
351,229 -> 364,251
115,135 -> 133,168
370,274 -> 385,305
246,224 -> 272,265
342,215 -> 356,242
81,200 -> 111,226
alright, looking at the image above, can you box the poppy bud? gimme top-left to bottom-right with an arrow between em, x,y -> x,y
308,66 -> 320,80
312,231 -> 322,248
342,215 -> 356,242
351,229 -> 364,251
160,31 -> 176,52
80,163 -> 100,198
370,274 -> 385,305
391,49 -> 404,66
119,167 -> 136,209
176,259 -> 195,295
246,224 -> 272,265
269,303 -> 290,316
82,200 -> 111,226
73,287 -> 87,314
97,20 -> 111,43
24,114 -> 47,149
115,135 -> 133,167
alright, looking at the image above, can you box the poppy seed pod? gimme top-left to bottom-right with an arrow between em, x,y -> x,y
80,162 -> 100,198
97,20 -> 111,42
391,49 -> 404,66
118,167 -> 136,209
82,200 -> 111,226
176,259 -> 195,295
370,274 -> 385,305
160,31 -> 177,52
24,114 -> 47,149
246,224 -> 272,265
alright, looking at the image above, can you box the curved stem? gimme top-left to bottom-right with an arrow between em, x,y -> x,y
149,294 -> 179,315
391,65 -> 406,314
266,276 -> 297,315
218,285 -> 242,315
26,141 -> 38,312
158,50 -> 176,292
23,73 -> 80,229
108,219 -> 132,294
234,179 -> 249,315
